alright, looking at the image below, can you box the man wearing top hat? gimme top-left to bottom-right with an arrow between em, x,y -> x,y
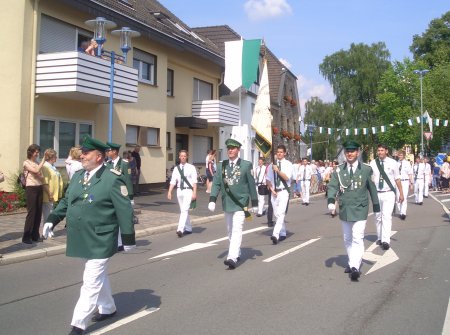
208,139 -> 258,269
327,140 -> 380,281
42,136 -> 135,335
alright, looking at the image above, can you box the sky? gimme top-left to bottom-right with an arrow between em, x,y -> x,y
159,0 -> 448,110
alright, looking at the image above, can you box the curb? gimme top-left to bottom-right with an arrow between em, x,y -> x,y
0,213 -> 225,266
0,193 -> 325,266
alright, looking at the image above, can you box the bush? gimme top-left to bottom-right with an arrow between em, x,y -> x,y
5,171 -> 26,209
0,191 -> 20,213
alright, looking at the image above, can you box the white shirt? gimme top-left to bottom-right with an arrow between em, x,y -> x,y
397,159 -> 413,180
266,158 -> 293,188
292,163 -> 300,180
254,165 -> 267,184
298,164 -> 312,181
170,163 -> 197,189
413,162 -> 426,180
65,159 -> 83,180
370,156 -> 400,191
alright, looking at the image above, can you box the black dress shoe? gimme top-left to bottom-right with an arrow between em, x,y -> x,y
183,230 -> 192,235
350,267 -> 360,281
400,214 -> 406,220
376,240 -> 382,245
279,235 -> 286,242
270,236 -> 278,245
224,259 -> 237,269
382,242 -> 390,250
256,214 -> 262,217
176,231 -> 183,238
22,238 -> 32,244
117,245 -> 124,252
91,311 -> 117,322
305,203 -> 309,206
344,266 -> 351,273
419,202 -> 423,205
69,326 -> 84,335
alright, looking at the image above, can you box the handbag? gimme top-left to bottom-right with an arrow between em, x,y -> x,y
17,171 -> 28,189
258,184 -> 269,195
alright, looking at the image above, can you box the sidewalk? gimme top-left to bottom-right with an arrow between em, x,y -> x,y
0,185 -> 224,265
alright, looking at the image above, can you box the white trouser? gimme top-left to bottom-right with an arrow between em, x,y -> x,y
341,220 -> 366,269
300,180 -> 310,203
375,191 -> 395,243
71,258 -> 116,330
177,189 -> 193,233
424,176 -> 430,196
414,179 -> 424,203
224,211 -> 245,261
257,192 -> 265,215
271,189 -> 289,238
42,201 -> 54,225
396,180 -> 410,215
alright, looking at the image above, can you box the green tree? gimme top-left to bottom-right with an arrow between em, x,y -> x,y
304,97 -> 341,160
319,42 -> 391,151
410,11 -> 450,68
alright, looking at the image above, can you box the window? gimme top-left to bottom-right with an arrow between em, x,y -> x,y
167,69 -> 174,96
166,132 -> 171,149
38,117 -> 93,161
193,78 -> 213,101
39,14 -> 92,54
193,136 -> 213,164
146,128 -> 160,146
133,48 -> 157,85
126,125 -> 139,145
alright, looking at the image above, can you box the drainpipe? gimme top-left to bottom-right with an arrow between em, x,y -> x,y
29,0 -> 39,143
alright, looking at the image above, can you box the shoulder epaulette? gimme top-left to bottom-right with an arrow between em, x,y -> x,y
110,169 -> 121,176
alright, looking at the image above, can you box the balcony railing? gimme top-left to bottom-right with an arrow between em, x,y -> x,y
191,100 -> 240,126
36,51 -> 138,103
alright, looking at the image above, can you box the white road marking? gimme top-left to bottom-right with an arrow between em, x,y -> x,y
90,307 -> 160,335
442,297 -> 450,335
364,231 -> 399,275
262,238 -> 321,263
150,226 -> 267,260
441,199 -> 450,203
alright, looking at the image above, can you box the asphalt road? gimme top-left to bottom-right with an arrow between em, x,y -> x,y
0,193 -> 449,335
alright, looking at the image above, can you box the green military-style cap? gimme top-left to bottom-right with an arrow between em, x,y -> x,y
81,136 -> 109,152
225,138 -> 242,148
342,140 -> 360,151
106,142 -> 121,151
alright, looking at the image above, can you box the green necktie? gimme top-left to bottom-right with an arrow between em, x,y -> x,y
276,161 -> 281,187
349,164 -> 353,178
379,160 -> 384,189
180,165 -> 185,189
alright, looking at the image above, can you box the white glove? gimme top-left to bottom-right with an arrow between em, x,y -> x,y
130,199 -> 135,206
327,203 -> 336,212
123,245 -> 136,252
43,222 -> 53,239
208,202 -> 216,212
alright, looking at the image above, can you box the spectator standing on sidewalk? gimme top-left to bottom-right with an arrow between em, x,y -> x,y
41,149 -> 63,228
22,144 -> 46,244
42,136 -> 135,335
208,139 -> 258,269
65,147 -> 83,181
130,145 -> 141,195
327,140 -> 380,281
168,150 -> 197,237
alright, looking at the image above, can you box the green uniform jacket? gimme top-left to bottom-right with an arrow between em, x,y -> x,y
327,162 -> 380,222
107,158 -> 133,199
47,165 -> 135,259
209,158 -> 258,212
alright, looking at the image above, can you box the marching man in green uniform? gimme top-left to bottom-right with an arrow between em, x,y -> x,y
42,136 -> 135,335
208,139 -> 258,269
106,142 -> 134,251
327,140 -> 380,281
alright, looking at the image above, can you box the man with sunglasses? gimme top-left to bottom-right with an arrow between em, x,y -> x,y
327,140 -> 380,281
42,136 -> 135,335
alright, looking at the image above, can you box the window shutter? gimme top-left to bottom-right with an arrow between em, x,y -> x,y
39,14 -> 76,53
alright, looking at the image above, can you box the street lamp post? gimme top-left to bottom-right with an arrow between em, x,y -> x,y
308,125 -> 314,161
413,69 -> 429,157
85,18 -> 140,142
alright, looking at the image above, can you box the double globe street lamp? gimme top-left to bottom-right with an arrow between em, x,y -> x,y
85,17 -> 140,142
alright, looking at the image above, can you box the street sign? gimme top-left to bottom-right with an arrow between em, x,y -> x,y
424,132 -> 433,140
